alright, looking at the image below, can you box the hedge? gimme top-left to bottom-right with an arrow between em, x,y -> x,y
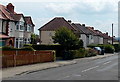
85,48 -> 98,57
24,44 -> 83,57
87,44 -> 115,53
113,44 -> 120,52
0,46 -> 35,51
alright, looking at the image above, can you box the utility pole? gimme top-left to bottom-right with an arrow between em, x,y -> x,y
112,23 -> 113,45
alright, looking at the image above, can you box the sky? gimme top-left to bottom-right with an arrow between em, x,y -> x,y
1,0 -> 119,37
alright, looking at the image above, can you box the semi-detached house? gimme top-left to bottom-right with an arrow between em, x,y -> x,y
39,17 -> 116,48
0,3 -> 35,48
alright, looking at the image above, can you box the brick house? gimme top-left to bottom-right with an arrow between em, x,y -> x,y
38,17 -> 77,44
38,17 -> 118,47
0,3 -> 35,48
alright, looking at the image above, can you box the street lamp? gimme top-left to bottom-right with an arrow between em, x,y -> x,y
112,23 -> 113,45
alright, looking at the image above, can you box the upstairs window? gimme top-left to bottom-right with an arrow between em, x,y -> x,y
16,23 -> 19,30
20,25 -> 24,31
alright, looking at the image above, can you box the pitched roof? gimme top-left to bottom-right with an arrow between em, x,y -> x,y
87,27 -> 101,36
11,14 -> 24,21
72,23 -> 93,35
0,4 -> 14,20
39,17 -> 77,31
24,16 -> 35,26
0,3 -> 34,26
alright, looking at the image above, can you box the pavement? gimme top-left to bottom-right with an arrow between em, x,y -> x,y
1,53 -> 115,79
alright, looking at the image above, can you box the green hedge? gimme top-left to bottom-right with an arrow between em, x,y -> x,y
0,46 -> 18,51
87,44 -> 115,53
63,48 -> 97,60
24,44 -> 83,50
19,47 -> 35,51
0,46 -> 35,51
69,48 -> 86,58
113,44 -> 120,52
24,44 -> 83,57
85,48 -> 97,57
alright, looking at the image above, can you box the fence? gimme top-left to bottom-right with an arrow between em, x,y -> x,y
1,50 -> 55,68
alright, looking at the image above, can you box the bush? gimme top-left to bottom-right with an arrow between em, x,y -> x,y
0,46 -> 18,51
85,48 -> 97,57
19,47 -> 35,51
0,46 -> 35,51
69,48 -> 86,58
24,44 -> 32,47
113,44 -> 120,52
62,50 -> 74,60
87,44 -> 115,53
25,44 -> 82,57
104,45 -> 115,53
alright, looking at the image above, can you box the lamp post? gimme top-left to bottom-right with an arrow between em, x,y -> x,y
112,23 -> 113,45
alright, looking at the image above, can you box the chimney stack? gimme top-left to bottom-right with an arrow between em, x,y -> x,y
68,20 -> 72,23
106,32 -> 108,35
91,27 -> 94,29
6,3 -> 14,13
82,24 -> 85,26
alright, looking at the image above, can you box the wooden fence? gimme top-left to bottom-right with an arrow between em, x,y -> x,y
1,51 -> 55,68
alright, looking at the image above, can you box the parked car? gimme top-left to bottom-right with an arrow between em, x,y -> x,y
93,47 -> 104,55
93,47 -> 101,54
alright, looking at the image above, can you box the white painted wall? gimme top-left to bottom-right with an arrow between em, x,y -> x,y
108,39 -> 112,44
2,21 -> 7,34
80,34 -> 87,48
40,31 -> 55,44
9,21 -> 16,37
99,37 -> 103,44
0,19 -> 2,33
93,36 -> 99,44
89,35 -> 94,44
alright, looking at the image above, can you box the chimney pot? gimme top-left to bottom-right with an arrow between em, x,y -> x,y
82,24 -> 85,26
106,32 -> 108,35
6,3 -> 14,13
68,20 -> 72,23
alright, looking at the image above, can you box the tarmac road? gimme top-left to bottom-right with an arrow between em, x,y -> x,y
3,53 -> 118,80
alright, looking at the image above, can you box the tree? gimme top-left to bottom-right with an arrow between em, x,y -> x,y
31,33 -> 37,44
52,27 -> 82,50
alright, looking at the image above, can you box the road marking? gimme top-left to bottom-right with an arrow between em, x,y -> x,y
103,61 -> 111,65
82,66 -> 99,72
73,74 -> 81,77
57,75 -> 70,80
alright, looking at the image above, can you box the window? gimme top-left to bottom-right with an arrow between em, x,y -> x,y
19,22 -> 24,31
27,24 -> 32,32
16,24 -> 19,30
16,38 -> 18,48
19,38 -> 23,48
24,38 -> 27,44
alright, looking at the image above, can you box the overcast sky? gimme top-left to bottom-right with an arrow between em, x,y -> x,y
1,0 -> 119,37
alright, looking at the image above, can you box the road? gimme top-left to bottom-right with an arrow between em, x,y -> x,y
3,53 -> 119,80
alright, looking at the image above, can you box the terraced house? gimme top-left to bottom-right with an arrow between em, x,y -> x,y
39,17 -> 116,47
0,3 -> 35,48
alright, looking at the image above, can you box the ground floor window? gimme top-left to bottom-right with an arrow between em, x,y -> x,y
16,38 -> 18,48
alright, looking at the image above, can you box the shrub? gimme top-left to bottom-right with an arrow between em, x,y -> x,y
70,48 -> 86,58
85,48 -> 97,57
24,44 -> 32,47
62,50 -> 74,60
87,44 -> 115,53
19,47 -> 35,51
25,44 -> 81,57
113,44 -> 120,52
104,44 -> 115,53
0,46 -> 18,51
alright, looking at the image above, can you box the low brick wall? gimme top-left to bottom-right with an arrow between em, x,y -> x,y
2,50 -> 55,68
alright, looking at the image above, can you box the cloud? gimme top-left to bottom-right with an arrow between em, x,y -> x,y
45,3 -> 77,14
